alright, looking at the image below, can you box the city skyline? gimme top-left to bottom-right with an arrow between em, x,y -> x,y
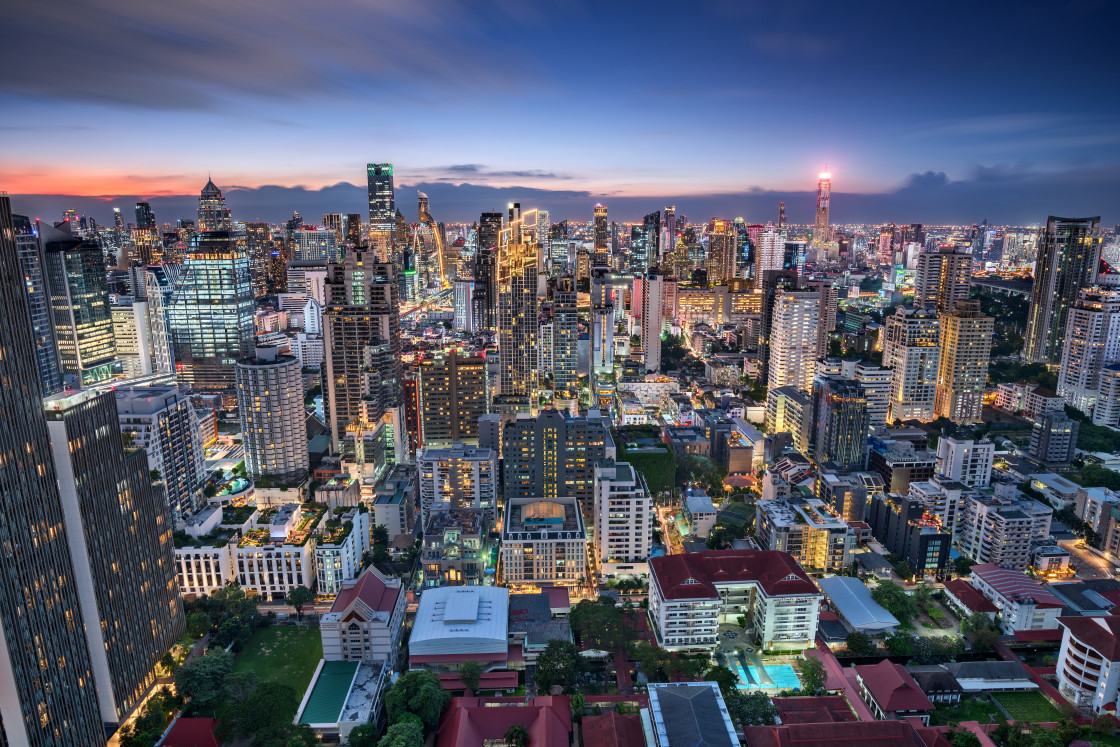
3,0 -> 1119,224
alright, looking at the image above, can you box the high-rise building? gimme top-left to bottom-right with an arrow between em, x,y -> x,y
453,279 -> 475,332
44,388 -> 183,727
416,350 -> 489,448
632,210 -> 660,274
41,221 -> 119,387
935,300 -> 994,423
553,276 -> 579,400
594,460 -> 653,566
884,306 -> 940,422
167,231 -> 255,396
134,201 -> 156,230
111,300 -> 153,377
768,290 -> 820,393
478,210 -> 503,251
1057,289 -> 1120,415
13,213 -> 62,395
593,203 -> 609,264
913,245 -> 972,313
706,219 -> 736,285
496,230 -> 538,405
1024,216 -> 1104,363
417,444 -> 498,522
472,246 -> 498,331
813,168 -> 831,247
0,196 -> 107,746
292,228 -> 339,262
367,163 -> 396,240
812,376 -> 869,471
591,306 -> 615,379
936,436 -> 994,488
143,265 -> 179,375
345,213 -> 363,244
322,250 -> 402,452
754,223 -> 785,279
758,269 -> 798,378
322,213 -> 343,243
1030,411 -> 1080,467
641,268 -> 664,372
236,346 -> 309,484
197,177 -> 233,232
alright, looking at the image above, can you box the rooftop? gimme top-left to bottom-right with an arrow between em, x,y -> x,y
503,497 -> 584,540
742,720 -> 936,747
817,576 -> 899,631
299,660 -> 360,725
412,587 -> 510,658
434,696 -> 572,747
971,563 -> 1064,608
328,566 -> 401,617
943,579 -> 999,614
1058,616 -> 1120,661
648,683 -> 738,747
854,660 -> 934,713
650,549 -> 819,600
509,593 -> 571,647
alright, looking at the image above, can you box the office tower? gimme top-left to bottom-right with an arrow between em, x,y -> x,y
40,221 -> 119,387
552,276 -> 579,400
758,269 -> 798,379
0,196 -> 106,746
804,278 -> 838,357
631,210 -> 660,274
663,205 -> 676,249
472,246 -> 498,331
143,265 -> 179,375
236,346 -> 309,484
45,388 -> 183,727
113,206 -> 124,229
13,213 -> 62,395
323,213 -> 343,243
641,267 -> 664,372
813,167 -> 831,247
754,223 -> 785,278
1024,216 -> 1104,363
292,228 -> 339,262
913,245 -> 972,313
1057,289 -> 1120,414
322,250 -> 402,453
197,177 -> 233,232
345,213 -> 363,244
591,306 -> 615,379
591,202 -> 609,264
502,408 -> 615,526
417,443 -> 498,522
706,219 -> 736,285
767,290 -> 820,393
367,163 -> 395,240
496,232 -> 538,405
134,201 -> 155,230
594,460 -> 653,565
812,376 -> 869,471
877,224 -> 896,264
111,300 -> 153,376
935,300 -> 994,423
478,210 -> 503,251
416,350 -> 489,447
884,306 -> 940,422
115,384 -> 207,524
453,279 -> 475,332
167,231 -> 255,397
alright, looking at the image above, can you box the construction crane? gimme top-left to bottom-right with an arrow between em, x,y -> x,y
417,191 -> 449,288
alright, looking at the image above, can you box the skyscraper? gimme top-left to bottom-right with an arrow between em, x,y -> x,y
41,221 -> 120,387
632,210 -> 660,274
884,306 -> 940,422
706,219 -> 736,285
641,267 -> 664,372
196,177 -> 233,232
768,290 -> 820,392
813,167 -> 831,247
758,269 -> 798,379
553,276 -> 579,400
812,376 -> 869,471
1056,289 -> 1120,415
1024,216 -> 1104,363
167,231 -> 255,397
755,223 -> 785,279
496,228 -> 538,407
367,163 -> 395,252
593,203 -> 609,265
472,246 -> 498,331
237,346 -> 310,484
345,213 -> 363,244
134,201 -> 156,230
478,210 -> 503,251
0,195 -> 106,747
935,300 -> 994,423
416,350 -> 489,448
913,244 -> 972,313
44,389 -> 184,726
322,213 -> 343,242
13,213 -> 62,395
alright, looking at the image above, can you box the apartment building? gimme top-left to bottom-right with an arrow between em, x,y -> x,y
594,460 -> 654,569
500,497 -> 588,588
756,497 -> 855,573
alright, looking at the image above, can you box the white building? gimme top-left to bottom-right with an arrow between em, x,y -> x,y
175,541 -> 235,598
641,268 -> 664,372
500,497 -> 587,588
320,567 -> 406,669
768,290 -> 819,392
1056,615 -> 1120,713
936,436 -> 994,488
409,586 -> 510,673
291,332 -> 324,369
1057,289 -> 1120,415
956,493 -> 1052,572
683,488 -> 717,538
453,279 -> 475,333
594,460 -> 653,571
111,300 -> 153,377
648,549 -> 822,653
1076,486 -> 1120,534
417,443 -> 498,523
884,306 -> 940,422
970,563 -> 1063,634
315,506 -> 372,595
755,497 -> 855,574
235,504 -> 325,599
236,346 -> 310,484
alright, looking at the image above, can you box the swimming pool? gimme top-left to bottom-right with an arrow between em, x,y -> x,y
733,663 -> 801,691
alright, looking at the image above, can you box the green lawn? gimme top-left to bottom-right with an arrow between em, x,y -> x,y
928,696 -> 1003,726
233,626 -> 323,694
992,691 -> 1062,723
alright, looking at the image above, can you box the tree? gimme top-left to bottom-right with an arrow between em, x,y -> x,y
174,649 -> 233,712
885,632 -> 913,656
735,615 -> 748,628
225,681 -> 300,740
285,585 -> 314,619
798,656 -> 826,695
570,693 -> 586,721
185,612 -> 211,639
159,651 -> 178,675
724,690 -> 777,727
704,665 -> 739,697
385,670 -> 451,732
947,728 -> 982,747
348,724 -> 380,747
533,640 -> 588,693
871,581 -> 918,625
892,560 -> 914,580
504,725 -> 530,747
458,660 -> 482,695
378,720 -> 426,747
952,555 -> 975,578
223,671 -> 260,703
844,631 -> 877,657
970,626 -> 1001,654
251,723 -> 318,747
372,524 -> 390,546
569,598 -> 638,651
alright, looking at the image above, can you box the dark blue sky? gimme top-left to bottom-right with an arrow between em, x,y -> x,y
3,0 -> 1119,224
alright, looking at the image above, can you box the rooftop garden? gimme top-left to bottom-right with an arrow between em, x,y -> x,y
221,505 -> 257,526
319,519 -> 354,546
173,530 -> 231,549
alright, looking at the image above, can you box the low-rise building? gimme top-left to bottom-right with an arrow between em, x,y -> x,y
1078,486 -> 1120,534
500,497 -> 587,589
648,549 -> 822,653
817,576 -> 899,634
421,509 -> 488,588
969,563 -> 1064,634
295,660 -> 389,744
854,660 -> 934,724
1056,615 -> 1120,713
1030,543 -> 1073,579
320,566 -> 406,668
756,497 -> 855,574
682,488 -> 717,539
175,535 -> 235,598
367,463 -> 418,541
234,503 -> 325,599
409,586 -> 512,673
508,592 -> 572,666
868,436 -> 937,494
647,683 -> 740,747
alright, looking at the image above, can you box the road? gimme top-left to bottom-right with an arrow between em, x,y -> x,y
1059,538 -> 1117,580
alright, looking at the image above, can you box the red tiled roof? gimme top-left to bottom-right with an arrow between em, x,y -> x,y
435,696 -> 572,747
742,719 -> 931,746
582,712 -> 645,747
650,549 -> 818,600
772,696 -> 857,724
438,671 -> 520,691
330,568 -> 400,614
1059,616 -> 1120,661
163,718 -> 221,747
854,660 -> 934,714
944,579 -> 998,614
541,585 -> 571,613
971,564 -> 1063,609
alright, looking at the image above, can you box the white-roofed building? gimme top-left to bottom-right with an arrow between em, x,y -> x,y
817,576 -> 899,634
409,586 -> 511,674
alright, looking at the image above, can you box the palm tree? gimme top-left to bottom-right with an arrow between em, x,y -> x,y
504,724 -> 530,747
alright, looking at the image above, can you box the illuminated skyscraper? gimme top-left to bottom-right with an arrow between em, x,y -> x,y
167,231 -> 255,396
812,375 -> 869,471
755,222 -> 786,279
813,167 -> 831,247
884,306 -> 940,422
134,201 -> 156,230
913,245 -> 972,313
345,213 -> 363,244
478,210 -> 503,251
496,227 -> 538,406
367,162 -> 395,245
631,210 -> 660,274
641,268 -> 664,372
1024,216 -> 1104,364
1056,289 -> 1120,415
196,177 -> 233,232
417,350 -> 489,447
13,213 -> 62,395
237,347 -> 309,483
935,300 -> 994,423
292,228 -> 339,262
472,246 -> 498,331
553,276 -> 579,400
706,219 -> 736,285
758,269 -> 798,377
768,290 -> 820,392
322,213 -> 343,242
593,203 -> 609,265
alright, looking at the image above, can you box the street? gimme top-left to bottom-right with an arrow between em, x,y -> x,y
1059,538 -> 1118,580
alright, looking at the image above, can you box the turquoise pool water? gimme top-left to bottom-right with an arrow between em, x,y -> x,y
734,663 -> 801,690
221,477 -> 250,494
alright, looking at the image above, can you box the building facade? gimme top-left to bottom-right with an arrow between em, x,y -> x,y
236,346 -> 310,484
934,300 -> 993,423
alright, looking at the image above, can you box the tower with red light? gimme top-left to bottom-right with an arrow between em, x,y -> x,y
814,166 -> 831,247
